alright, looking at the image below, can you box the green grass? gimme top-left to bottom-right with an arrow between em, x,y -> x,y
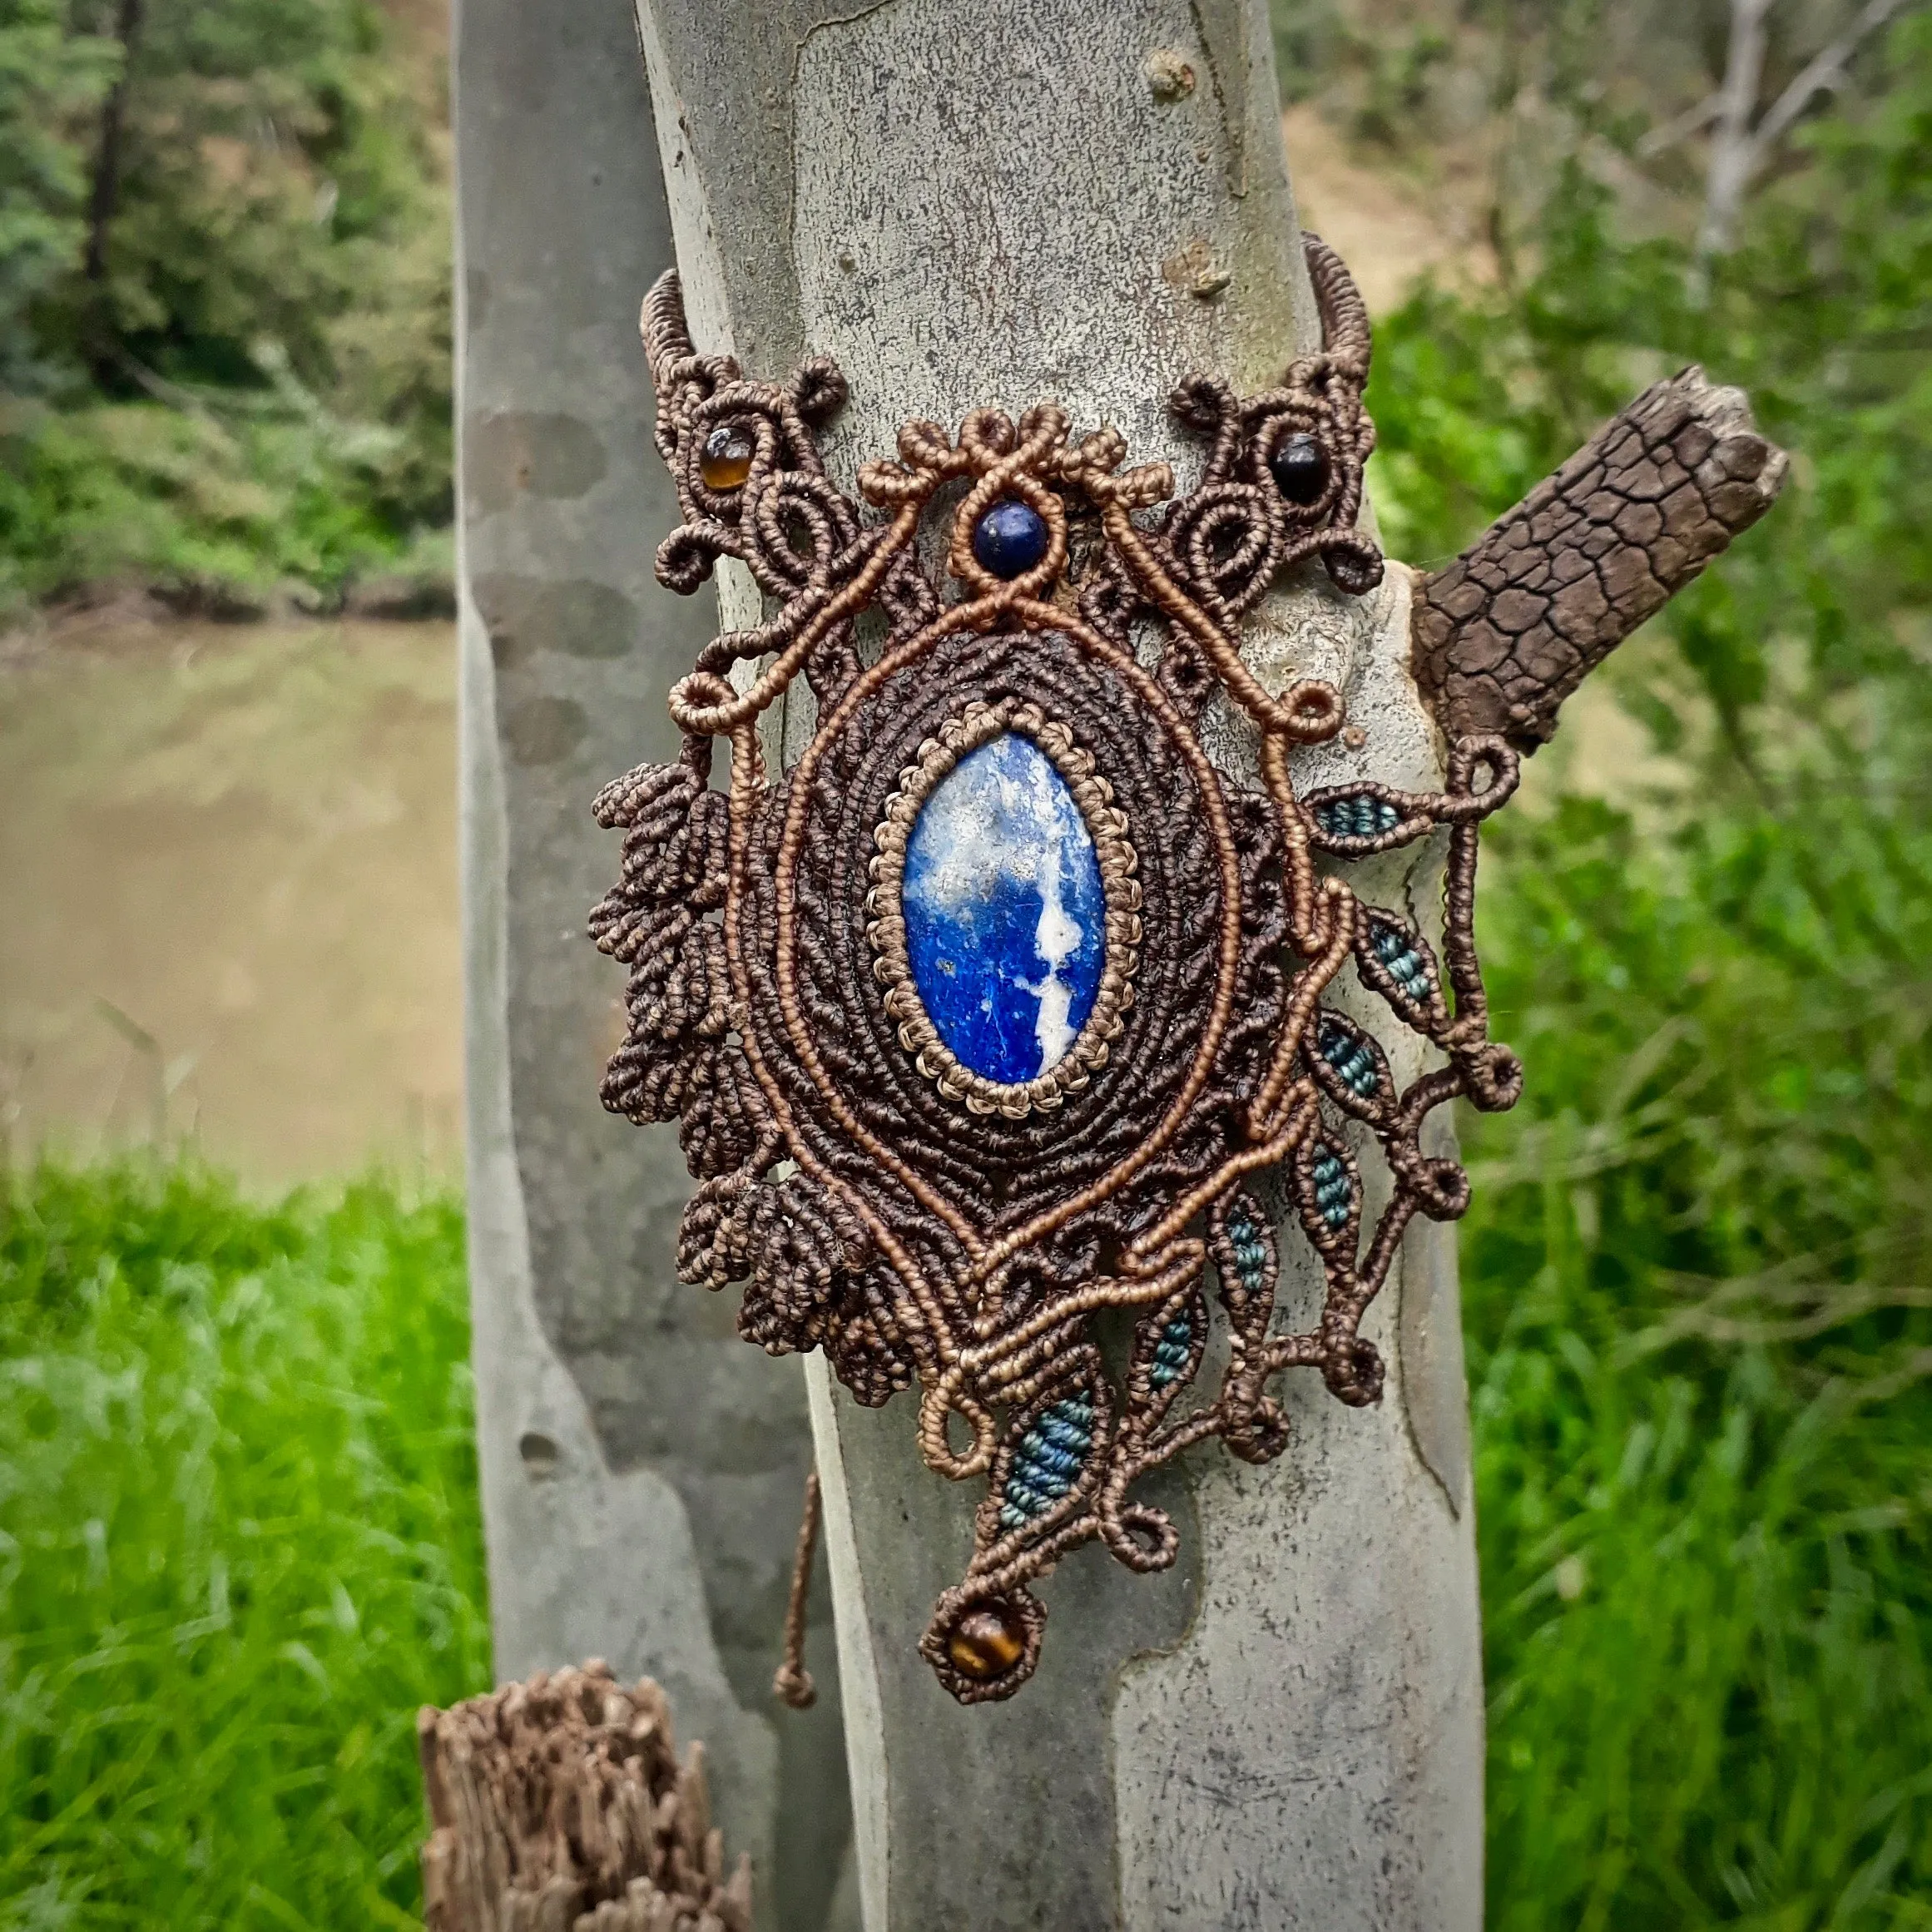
0,1162 -> 487,1930
1355,33 -> 1932,1915
1464,805 -> 1932,1930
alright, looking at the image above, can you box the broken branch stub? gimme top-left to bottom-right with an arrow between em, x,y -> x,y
419,1662 -> 753,1932
1409,365 -> 1789,752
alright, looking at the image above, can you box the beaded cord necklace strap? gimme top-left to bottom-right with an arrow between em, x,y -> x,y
591,235 -> 1523,1704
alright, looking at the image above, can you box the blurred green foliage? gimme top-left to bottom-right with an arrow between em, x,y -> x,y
1358,9 -> 1932,1924
0,1162 -> 487,1929
0,0 -> 448,614
0,2 -> 116,391
1467,796 -> 1932,1930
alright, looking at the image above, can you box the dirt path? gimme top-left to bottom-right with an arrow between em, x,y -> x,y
1281,104 -> 1496,312
1,618 -> 460,1185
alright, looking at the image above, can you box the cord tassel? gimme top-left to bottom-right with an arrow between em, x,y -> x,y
772,1469 -> 822,1709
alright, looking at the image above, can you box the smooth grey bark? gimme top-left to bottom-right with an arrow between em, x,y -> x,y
632,2 -> 1484,1927
451,7 -> 852,1929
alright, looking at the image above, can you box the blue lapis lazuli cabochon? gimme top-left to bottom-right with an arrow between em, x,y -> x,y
901,734 -> 1107,1086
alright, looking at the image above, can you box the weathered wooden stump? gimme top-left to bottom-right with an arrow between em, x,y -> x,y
420,1662 -> 754,1932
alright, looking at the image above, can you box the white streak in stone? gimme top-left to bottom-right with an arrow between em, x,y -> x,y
1028,837 -> 1081,1070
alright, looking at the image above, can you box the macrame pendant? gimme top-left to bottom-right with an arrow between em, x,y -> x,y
592,238 -> 1523,1704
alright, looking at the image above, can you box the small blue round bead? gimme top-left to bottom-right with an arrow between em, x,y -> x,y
972,498 -> 1050,578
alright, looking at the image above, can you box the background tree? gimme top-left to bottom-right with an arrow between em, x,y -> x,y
0,0 -> 116,392
0,0 -> 451,611
449,2 -> 855,1929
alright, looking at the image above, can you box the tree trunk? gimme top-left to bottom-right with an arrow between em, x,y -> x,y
629,4 -> 1484,1926
84,0 -> 141,287
82,0 -> 143,385
451,6 -> 853,1929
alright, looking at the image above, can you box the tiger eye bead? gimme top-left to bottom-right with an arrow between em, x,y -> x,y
1269,430 -> 1330,507
699,424 -> 755,492
945,1602 -> 1028,1680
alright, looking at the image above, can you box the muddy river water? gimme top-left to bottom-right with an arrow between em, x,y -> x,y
2,617 -> 460,1184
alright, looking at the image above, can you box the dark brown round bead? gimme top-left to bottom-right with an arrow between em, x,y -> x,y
1269,430 -> 1330,507
945,1602 -> 1028,1680
700,424 -> 755,492
1324,543 -> 1384,596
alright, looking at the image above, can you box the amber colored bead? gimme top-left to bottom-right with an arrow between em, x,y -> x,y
946,1602 -> 1027,1680
699,424 -> 754,491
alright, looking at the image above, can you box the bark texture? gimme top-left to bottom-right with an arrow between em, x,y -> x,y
420,1662 -> 754,1932
1410,366 -> 1788,751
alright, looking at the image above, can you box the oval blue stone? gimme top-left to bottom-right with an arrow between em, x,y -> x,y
971,499 -> 1050,579
901,734 -> 1107,1085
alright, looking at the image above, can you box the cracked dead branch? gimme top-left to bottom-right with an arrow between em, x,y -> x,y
1409,366 -> 1788,753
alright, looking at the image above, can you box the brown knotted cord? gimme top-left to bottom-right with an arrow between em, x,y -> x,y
593,233 -> 1527,1706
771,1470 -> 822,1711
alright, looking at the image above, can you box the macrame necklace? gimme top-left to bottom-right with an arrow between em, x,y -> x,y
591,236 -> 1523,1705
